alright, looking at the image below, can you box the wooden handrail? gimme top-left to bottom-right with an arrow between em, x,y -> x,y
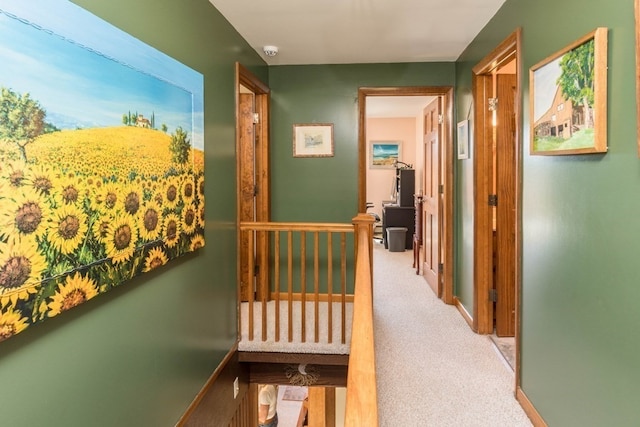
345,213 -> 378,426
240,221 -> 354,232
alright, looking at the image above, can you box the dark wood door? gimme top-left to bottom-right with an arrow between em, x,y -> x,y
495,73 -> 517,337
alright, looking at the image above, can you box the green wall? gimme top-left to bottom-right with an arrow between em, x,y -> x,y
0,1 -> 266,425
268,63 -> 455,223
456,0 -> 640,424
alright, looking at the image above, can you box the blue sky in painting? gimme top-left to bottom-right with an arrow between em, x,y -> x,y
372,143 -> 399,159
533,57 -> 562,122
0,0 -> 204,149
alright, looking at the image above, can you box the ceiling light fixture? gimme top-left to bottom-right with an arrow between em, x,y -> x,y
263,45 -> 279,57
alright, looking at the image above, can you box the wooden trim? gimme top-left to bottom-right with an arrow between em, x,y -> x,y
240,221 -> 354,233
516,387 -> 548,427
238,352 -> 349,365
270,292 -> 354,303
177,344 -> 238,425
454,296 -> 474,330
513,28 -> 524,391
358,86 -> 455,307
440,87 -> 455,305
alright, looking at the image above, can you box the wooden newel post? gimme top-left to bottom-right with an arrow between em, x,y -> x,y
352,213 -> 374,291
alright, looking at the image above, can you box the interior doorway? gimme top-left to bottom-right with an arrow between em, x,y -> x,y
236,63 -> 271,302
471,29 -> 522,380
358,87 -> 454,304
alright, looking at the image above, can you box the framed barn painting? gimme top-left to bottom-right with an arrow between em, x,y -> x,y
529,28 -> 608,155
0,0 -> 204,342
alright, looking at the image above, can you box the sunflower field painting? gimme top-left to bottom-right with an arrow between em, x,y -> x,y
0,0 -> 205,342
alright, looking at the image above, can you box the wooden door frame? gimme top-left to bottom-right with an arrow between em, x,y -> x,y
358,86 -> 454,305
236,63 -> 271,303
471,29 -> 522,384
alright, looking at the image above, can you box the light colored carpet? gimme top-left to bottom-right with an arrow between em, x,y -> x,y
372,242 -> 532,426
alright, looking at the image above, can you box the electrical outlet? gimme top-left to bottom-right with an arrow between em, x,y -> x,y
233,377 -> 239,399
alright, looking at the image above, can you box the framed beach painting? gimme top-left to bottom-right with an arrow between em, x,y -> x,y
0,0 -> 204,342
370,141 -> 402,169
529,27 -> 608,155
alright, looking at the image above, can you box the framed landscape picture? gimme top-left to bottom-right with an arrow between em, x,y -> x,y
293,123 -> 334,157
0,1 -> 204,342
529,27 -> 608,155
370,141 -> 401,169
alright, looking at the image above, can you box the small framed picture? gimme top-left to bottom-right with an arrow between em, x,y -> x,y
370,141 -> 402,169
293,123 -> 334,157
457,120 -> 469,160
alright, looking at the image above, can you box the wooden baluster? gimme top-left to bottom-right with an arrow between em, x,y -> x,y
260,232 -> 267,341
314,231 -> 320,343
341,232 -> 347,344
274,231 -> 281,342
287,231 -> 293,342
248,229 -> 254,341
300,231 -> 306,343
327,232 -> 333,344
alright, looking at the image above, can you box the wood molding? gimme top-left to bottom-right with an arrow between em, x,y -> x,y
178,345 -> 249,426
516,387 -> 548,427
238,351 -> 349,366
249,362 -> 348,387
358,86 -> 455,308
454,296 -> 474,330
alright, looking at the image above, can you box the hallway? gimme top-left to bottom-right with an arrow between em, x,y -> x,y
372,242 -> 531,426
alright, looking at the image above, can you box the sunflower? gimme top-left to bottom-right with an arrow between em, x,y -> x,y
48,204 -> 89,255
1,161 -> 28,189
122,186 -> 142,216
91,211 -> 112,245
189,234 -> 205,252
26,163 -> 57,197
181,202 -> 197,235
180,173 -> 196,205
163,177 -> 180,210
104,214 -> 139,264
0,188 -> 51,244
196,174 -> 205,201
162,213 -> 181,248
142,247 -> 168,272
138,200 -> 163,241
0,305 -> 29,342
196,204 -> 205,229
0,238 -> 47,305
92,181 -> 121,213
46,272 -> 99,317
53,176 -> 86,207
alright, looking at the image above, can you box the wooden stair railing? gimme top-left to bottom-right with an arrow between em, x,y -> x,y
345,213 -> 378,426
239,221 -> 355,346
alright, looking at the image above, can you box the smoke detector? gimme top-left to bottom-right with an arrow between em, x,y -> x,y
263,45 -> 279,57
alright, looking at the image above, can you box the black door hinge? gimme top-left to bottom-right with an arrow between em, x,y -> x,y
488,194 -> 498,207
438,263 -> 444,274
489,289 -> 498,302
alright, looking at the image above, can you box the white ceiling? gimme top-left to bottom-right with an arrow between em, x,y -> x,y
366,96 -> 433,118
208,0 -> 506,66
